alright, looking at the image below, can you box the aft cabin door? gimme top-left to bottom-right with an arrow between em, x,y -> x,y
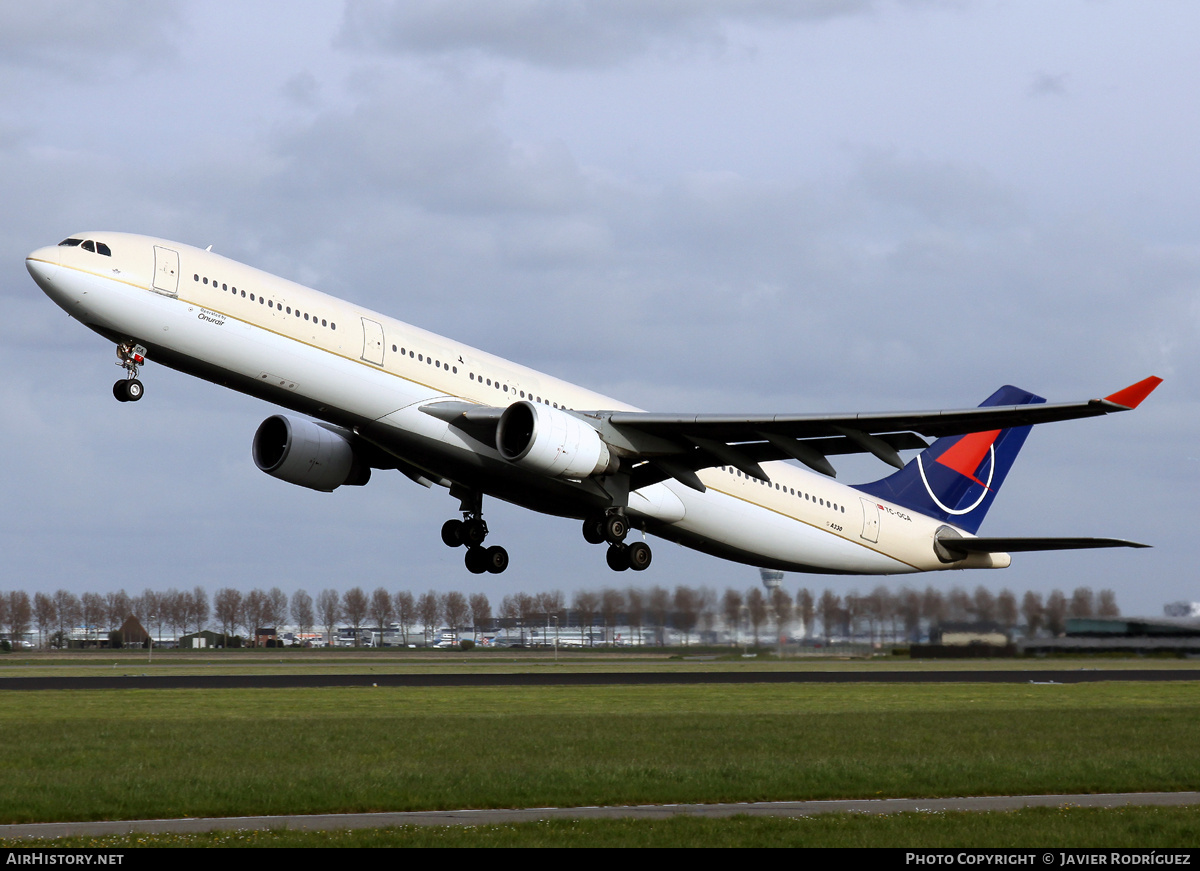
361,318 -> 385,366
152,246 -> 180,296
859,498 -> 880,543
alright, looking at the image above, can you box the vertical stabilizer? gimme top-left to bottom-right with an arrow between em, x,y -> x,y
853,386 -> 1045,534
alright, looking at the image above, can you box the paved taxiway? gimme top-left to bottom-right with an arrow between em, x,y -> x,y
2,792 -> 1198,839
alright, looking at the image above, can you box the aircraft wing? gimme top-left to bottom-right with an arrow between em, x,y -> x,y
421,377 -> 1161,492
601,377 -> 1162,488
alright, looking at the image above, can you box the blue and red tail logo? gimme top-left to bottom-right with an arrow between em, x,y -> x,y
853,385 -> 1044,534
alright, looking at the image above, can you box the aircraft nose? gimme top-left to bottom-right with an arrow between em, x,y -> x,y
26,245 -> 61,289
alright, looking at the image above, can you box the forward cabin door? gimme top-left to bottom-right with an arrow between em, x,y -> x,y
361,317 -> 385,366
152,246 -> 180,296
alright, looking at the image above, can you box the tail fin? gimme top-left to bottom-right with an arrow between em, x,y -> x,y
853,385 -> 1045,534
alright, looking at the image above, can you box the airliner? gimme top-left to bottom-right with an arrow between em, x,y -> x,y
26,232 -> 1160,576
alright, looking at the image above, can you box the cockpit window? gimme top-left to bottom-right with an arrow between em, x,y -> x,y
63,238 -> 112,256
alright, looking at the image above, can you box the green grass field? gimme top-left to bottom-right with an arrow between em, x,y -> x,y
2,653 -> 1198,847
1,680 -> 1197,827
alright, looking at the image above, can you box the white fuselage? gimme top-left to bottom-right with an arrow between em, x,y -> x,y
27,232 -> 1006,575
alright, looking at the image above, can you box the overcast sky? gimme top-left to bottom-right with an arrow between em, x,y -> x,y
1,0 -> 1196,617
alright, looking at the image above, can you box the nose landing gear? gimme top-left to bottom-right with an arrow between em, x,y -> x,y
113,341 -> 147,403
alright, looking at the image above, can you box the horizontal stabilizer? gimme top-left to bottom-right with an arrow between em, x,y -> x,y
936,535 -> 1150,558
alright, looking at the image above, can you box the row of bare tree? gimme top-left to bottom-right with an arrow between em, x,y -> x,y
0,588 -> 211,649
0,583 -> 1119,648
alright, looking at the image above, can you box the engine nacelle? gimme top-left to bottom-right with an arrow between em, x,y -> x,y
252,414 -> 371,492
496,401 -> 616,479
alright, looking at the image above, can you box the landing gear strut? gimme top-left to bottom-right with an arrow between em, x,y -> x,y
442,487 -> 508,574
113,341 -> 147,403
584,510 -> 652,572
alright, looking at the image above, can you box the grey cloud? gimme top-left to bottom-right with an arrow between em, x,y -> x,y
0,1 -> 185,73
852,150 -> 1026,230
0,120 -> 30,151
337,0 -> 879,68
273,77 -> 587,216
281,71 -> 323,108
1028,71 -> 1069,97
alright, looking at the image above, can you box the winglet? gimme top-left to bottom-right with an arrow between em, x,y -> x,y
1104,376 -> 1163,409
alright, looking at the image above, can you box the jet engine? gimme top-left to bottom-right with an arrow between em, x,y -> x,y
252,414 -> 371,492
496,401 -> 616,479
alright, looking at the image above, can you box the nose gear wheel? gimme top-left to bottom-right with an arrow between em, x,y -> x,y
113,379 -> 144,402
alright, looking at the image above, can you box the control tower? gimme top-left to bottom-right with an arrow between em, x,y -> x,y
759,568 -> 784,592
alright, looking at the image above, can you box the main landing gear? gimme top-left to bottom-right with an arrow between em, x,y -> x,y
113,341 -> 147,403
583,511 -> 652,572
441,488 -> 508,574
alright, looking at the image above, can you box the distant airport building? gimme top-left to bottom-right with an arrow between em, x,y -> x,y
929,622 -> 1011,647
119,616 -> 148,648
912,621 -> 1016,658
179,630 -> 232,650
1019,616 -> 1200,654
